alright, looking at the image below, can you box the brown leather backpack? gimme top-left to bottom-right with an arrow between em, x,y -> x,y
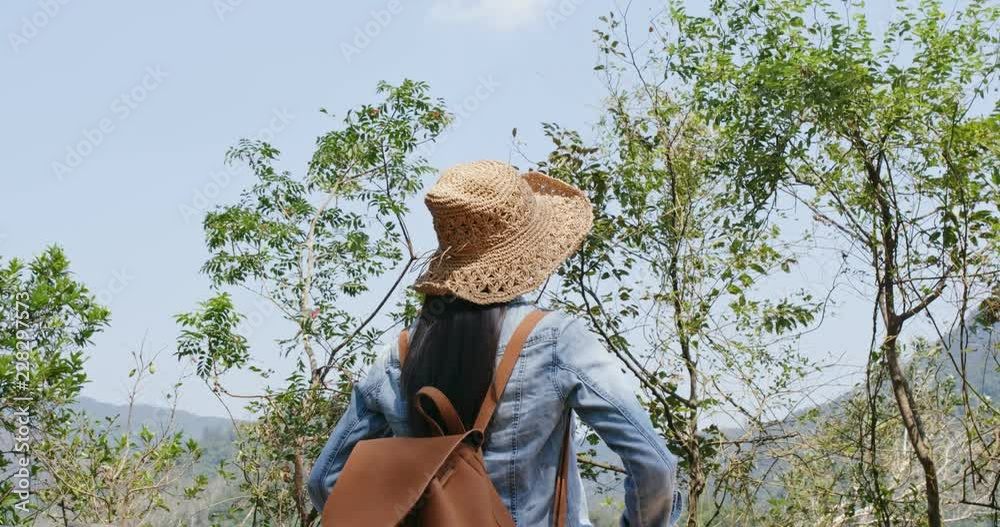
322,309 -> 571,526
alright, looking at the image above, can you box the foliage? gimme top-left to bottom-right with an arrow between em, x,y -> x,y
176,293 -> 249,378
762,340 -> 981,526
32,346 -> 208,526
1,248 -> 207,526
539,9 -> 823,524
658,0 -> 1000,524
0,246 -> 109,523
4,2 -> 999,525
174,79 -> 450,525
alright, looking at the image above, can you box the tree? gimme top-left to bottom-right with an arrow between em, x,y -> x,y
534,9 -> 821,524
0,246 -> 109,523
664,0 -> 1000,524
764,337 -> 995,526
1,248 -> 208,525
175,79 -> 449,525
33,343 -> 208,526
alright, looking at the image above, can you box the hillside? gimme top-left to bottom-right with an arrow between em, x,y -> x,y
74,396 -> 236,443
60,319 -> 995,526
943,319 -> 1000,403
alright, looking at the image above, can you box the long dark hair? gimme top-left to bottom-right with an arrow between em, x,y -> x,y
401,295 -> 508,437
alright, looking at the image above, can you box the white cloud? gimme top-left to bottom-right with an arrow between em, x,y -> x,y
429,0 -> 550,31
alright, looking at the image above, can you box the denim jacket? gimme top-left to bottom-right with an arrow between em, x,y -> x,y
308,296 -> 683,526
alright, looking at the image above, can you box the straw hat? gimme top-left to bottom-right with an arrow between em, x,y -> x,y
412,160 -> 593,305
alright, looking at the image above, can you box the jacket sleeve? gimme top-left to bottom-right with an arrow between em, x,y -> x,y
306,357 -> 390,513
551,317 -> 683,526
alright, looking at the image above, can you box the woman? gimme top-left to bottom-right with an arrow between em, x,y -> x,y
308,160 -> 682,526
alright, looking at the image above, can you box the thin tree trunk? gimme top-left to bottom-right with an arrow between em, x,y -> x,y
667,170 -> 706,527
293,441 -> 310,526
665,151 -> 703,526
675,293 -> 703,527
864,147 -> 942,527
882,323 -> 942,527
684,380 -> 704,527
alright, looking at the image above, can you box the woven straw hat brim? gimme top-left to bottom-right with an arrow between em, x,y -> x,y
413,171 -> 593,305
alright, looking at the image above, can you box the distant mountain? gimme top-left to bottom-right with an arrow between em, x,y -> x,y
942,319 -> 999,402
74,395 -> 237,443
736,317 -> 1000,524
71,395 -> 240,471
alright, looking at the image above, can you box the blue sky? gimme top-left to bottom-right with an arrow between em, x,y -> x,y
2,0 -> 912,419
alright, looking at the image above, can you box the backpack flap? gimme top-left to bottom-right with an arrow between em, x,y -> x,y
322,432 -> 476,526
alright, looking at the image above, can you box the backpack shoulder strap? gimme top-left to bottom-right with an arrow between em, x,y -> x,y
472,309 -> 549,432
397,310 -> 570,527
552,419 -> 571,527
469,308 -> 570,527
